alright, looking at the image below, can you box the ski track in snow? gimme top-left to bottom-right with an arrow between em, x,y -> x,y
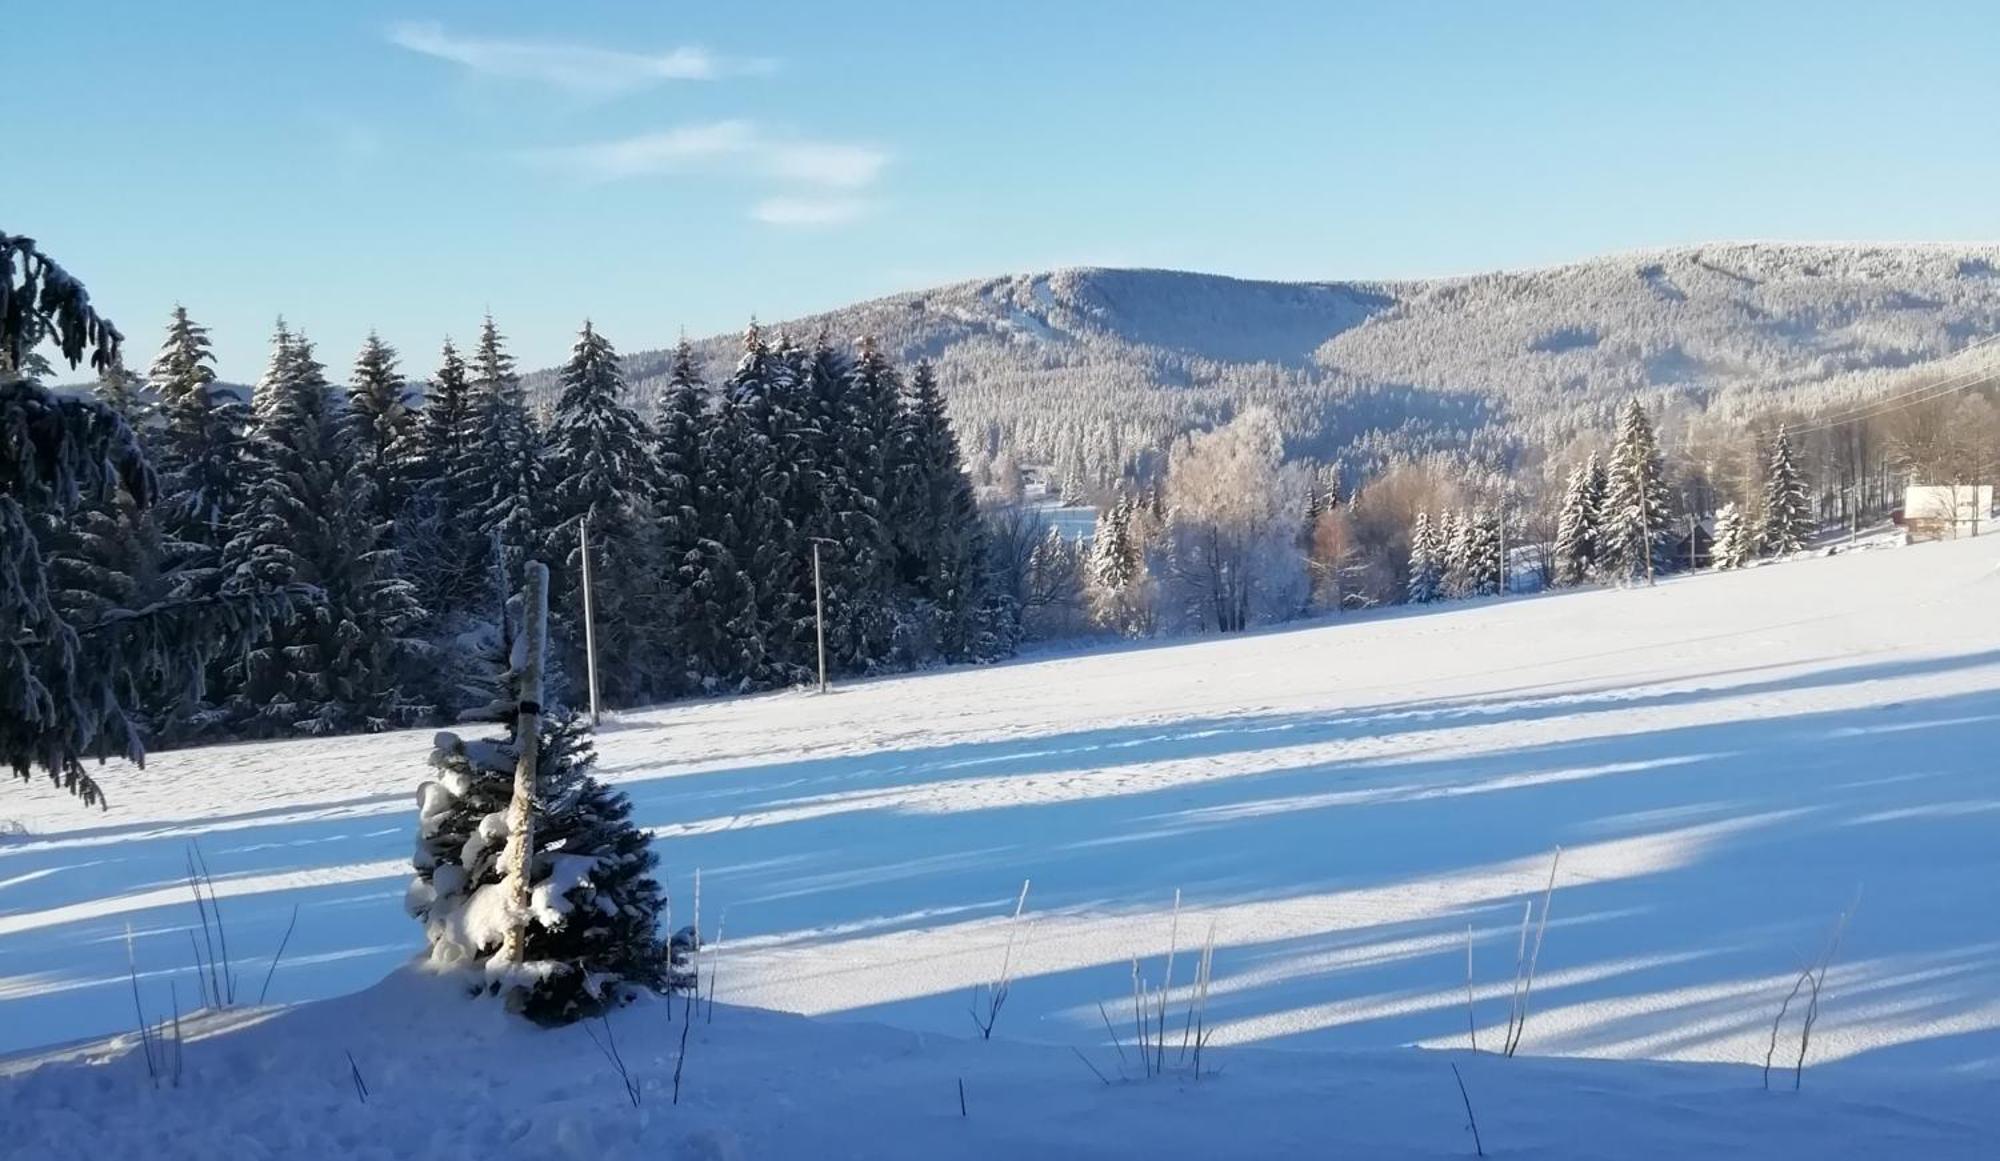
5,533 -> 2000,1087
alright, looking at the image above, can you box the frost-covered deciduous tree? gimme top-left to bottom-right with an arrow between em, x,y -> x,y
987,509 -> 1086,640
1159,407 -> 1308,632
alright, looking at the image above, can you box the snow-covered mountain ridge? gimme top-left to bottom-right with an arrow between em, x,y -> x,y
552,242 -> 2000,478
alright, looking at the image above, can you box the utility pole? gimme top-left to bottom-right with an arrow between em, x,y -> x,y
811,539 -> 829,694
1638,472 -> 1655,586
1497,504 -> 1507,596
580,512 -> 601,725
500,561 -> 548,967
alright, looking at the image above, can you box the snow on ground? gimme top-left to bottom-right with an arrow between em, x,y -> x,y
4,533 -> 2000,1155
5,968 -> 1994,1160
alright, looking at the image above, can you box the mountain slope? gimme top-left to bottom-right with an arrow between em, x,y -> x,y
552,242 -> 2000,483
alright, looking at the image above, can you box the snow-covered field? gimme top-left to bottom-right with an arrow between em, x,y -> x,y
5,533 -> 2000,1156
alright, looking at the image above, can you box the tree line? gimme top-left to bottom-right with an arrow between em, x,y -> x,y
997,384 -> 1991,644
5,230 -> 1011,803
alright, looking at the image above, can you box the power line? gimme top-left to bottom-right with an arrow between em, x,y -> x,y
1781,333 -> 2000,436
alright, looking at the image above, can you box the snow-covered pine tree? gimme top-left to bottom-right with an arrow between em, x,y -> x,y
148,305 -> 254,550
801,332 -> 892,674
1761,425 -> 1813,557
1603,400 -> 1674,583
348,333 -> 419,525
759,332 -> 819,677
1465,508 -> 1502,597
250,318 -> 293,423
834,335 -> 909,664
1713,501 -> 1754,570
705,324 -> 810,686
407,338 -> 485,620
226,332 -> 430,735
467,316 -> 543,586
1552,457 -> 1602,586
409,578 -> 678,1024
1592,450 -> 1608,552
3,232 -> 292,803
1406,510 -> 1442,603
544,321 -> 660,705
649,337 -> 709,696
90,360 -> 145,424
894,362 -> 1015,662
691,330 -> 767,690
1089,494 -> 1148,629
31,370 -> 175,745
1437,509 -> 1470,599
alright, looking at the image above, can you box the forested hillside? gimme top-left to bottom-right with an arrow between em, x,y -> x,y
538,243 -> 2000,490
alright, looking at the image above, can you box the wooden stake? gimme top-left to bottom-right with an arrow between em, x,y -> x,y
499,561 -> 548,966
580,514 -> 601,725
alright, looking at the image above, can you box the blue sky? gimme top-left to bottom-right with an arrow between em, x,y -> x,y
16,1 -> 2000,381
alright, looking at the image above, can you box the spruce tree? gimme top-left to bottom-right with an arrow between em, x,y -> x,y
1713,501 -> 1754,569
1466,508 -> 1503,597
1437,510 -> 1470,599
895,362 -> 1014,661
1406,510 -> 1442,603
410,594 -> 677,1024
837,335 -> 909,662
707,324 -> 810,686
405,338 -> 486,620
348,333 -> 419,524
467,315 -> 543,581
251,318 -> 293,423
1089,495 -> 1144,628
3,234 -> 291,803
545,321 -> 659,705
801,332 -> 893,673
91,360 -> 145,424
226,332 -> 430,734
148,305 -> 253,550
1761,426 -> 1813,556
1603,400 -> 1674,583
649,337 -> 710,695
1552,457 -> 1603,586
692,329 -> 767,689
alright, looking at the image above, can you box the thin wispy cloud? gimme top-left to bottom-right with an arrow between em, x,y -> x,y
762,142 -> 887,190
528,122 -> 889,225
530,122 -> 889,189
752,196 -> 874,228
533,121 -> 764,181
388,21 -> 773,96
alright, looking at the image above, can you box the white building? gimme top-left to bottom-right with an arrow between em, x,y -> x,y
1903,485 -> 1993,541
